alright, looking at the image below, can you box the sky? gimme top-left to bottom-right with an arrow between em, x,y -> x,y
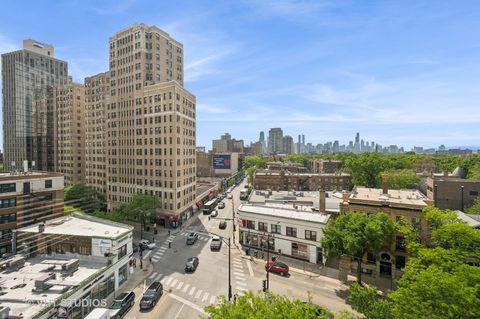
1,0 -> 479,150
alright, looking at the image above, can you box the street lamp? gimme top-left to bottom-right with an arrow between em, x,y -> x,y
231,197 -> 236,244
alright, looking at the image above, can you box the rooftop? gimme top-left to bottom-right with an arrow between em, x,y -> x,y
255,171 -> 350,177
0,255 -> 105,319
248,190 -> 342,213
238,204 -> 331,224
18,213 -> 132,240
457,211 -> 480,228
349,187 -> 430,208
0,171 -> 63,180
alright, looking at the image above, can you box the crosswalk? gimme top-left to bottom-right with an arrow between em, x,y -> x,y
145,272 -> 218,306
178,231 -> 211,242
150,234 -> 175,262
232,257 -> 249,294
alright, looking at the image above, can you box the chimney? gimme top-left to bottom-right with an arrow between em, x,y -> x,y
382,174 -> 389,195
38,222 -> 45,233
319,189 -> 326,212
342,191 -> 350,202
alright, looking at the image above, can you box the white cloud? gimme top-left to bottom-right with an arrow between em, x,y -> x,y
88,0 -> 136,15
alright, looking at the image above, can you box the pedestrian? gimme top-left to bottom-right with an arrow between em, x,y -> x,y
149,256 -> 152,264
140,260 -> 143,269
133,258 -> 136,268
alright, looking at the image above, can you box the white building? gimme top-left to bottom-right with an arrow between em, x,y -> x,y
238,203 -> 331,264
3,213 -> 134,319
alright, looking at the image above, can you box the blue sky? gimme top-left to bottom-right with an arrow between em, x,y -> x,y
1,0 -> 479,150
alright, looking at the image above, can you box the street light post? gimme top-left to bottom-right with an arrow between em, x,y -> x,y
266,233 -> 270,290
231,197 -> 236,244
228,237 -> 232,301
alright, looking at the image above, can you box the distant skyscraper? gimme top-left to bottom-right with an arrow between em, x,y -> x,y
302,135 -> 305,146
2,39 -> 69,171
259,131 -> 265,142
268,128 -> 283,154
282,135 -> 294,154
355,132 -> 360,144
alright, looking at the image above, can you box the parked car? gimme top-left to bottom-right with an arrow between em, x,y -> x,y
219,221 -> 227,229
186,232 -> 199,245
227,194 -> 233,199
140,281 -> 163,310
139,239 -> 156,250
217,202 -> 225,209
210,210 -> 218,217
110,291 -> 135,318
265,261 -> 289,276
185,257 -> 199,272
210,236 -> 222,251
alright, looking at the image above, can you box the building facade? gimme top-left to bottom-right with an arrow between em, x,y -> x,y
340,177 -> 432,279
85,72 -> 110,196
253,170 -> 352,192
2,39 -> 69,172
282,135 -> 294,154
426,175 -> 480,211
106,24 -> 196,227
56,82 -> 86,185
267,128 -> 283,154
308,159 -> 343,174
0,171 -> 64,256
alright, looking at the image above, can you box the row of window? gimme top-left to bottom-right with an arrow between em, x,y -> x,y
245,220 -> 317,241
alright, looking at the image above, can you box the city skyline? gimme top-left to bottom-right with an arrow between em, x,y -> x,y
1,1 -> 480,150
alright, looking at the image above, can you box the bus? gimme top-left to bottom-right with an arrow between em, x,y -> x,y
240,188 -> 249,201
202,199 -> 217,214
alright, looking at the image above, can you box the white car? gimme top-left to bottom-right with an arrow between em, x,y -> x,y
211,210 -> 218,217
140,239 -> 156,250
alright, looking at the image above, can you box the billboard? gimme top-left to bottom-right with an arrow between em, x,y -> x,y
213,154 -> 231,169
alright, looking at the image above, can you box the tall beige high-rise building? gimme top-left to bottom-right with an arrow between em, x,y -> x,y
107,23 -> 196,227
85,72 -> 110,196
56,81 -> 86,184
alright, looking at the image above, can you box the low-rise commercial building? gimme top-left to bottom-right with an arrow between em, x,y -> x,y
0,171 -> 64,257
253,170 -> 352,192
7,213 -> 133,319
340,176 -> 432,279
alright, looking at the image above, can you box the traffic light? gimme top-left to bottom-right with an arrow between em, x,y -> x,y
262,280 -> 267,292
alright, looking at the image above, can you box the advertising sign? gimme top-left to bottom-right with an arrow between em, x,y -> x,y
213,154 -> 231,169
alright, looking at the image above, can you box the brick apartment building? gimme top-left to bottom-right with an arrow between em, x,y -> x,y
308,159 -> 342,174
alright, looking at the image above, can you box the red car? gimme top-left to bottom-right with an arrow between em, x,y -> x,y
265,261 -> 289,276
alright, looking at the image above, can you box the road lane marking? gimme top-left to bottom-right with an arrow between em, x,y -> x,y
189,287 -> 196,295
160,276 -> 168,284
170,279 -> 178,287
236,281 -> 247,286
234,257 -> 242,262
147,293 -> 170,319
142,250 -> 152,259
169,292 -> 206,314
233,266 -> 244,271
209,295 -> 216,304
165,277 -> 173,286
247,259 -> 254,276
236,286 -> 247,291
195,289 -> 203,299
182,283 -> 190,293
202,292 -> 209,302
235,275 -> 246,281
148,272 -> 158,280
158,247 -> 167,251
173,303 -> 185,319
177,281 -> 183,290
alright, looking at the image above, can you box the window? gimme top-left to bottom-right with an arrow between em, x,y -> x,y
258,222 -> 268,231
286,227 -> 297,237
367,251 -> 376,264
118,244 -> 127,259
45,180 -> 52,188
246,220 -> 255,230
305,230 -> 317,241
395,256 -> 406,270
0,183 -> 16,193
271,224 -> 281,234
470,191 -> 479,196
396,236 -> 406,252
0,198 -> 16,208
0,213 -> 16,224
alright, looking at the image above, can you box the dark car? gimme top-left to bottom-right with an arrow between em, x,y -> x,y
185,257 -> 199,272
186,232 -> 199,245
219,221 -> 227,229
110,291 -> 135,318
265,261 -> 289,276
139,281 -> 163,310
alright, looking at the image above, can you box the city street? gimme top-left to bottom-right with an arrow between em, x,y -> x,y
124,180 -> 351,318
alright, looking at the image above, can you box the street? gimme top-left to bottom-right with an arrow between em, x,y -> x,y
123,180 -> 351,318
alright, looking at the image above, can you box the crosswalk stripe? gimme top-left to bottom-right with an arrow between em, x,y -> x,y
233,258 -> 242,262
202,292 -> 209,302
177,282 -> 183,290
152,257 -> 160,262
182,283 -> 190,293
233,266 -> 244,271
236,286 -> 247,291
234,272 -> 246,277
158,247 -> 167,251
235,276 -> 246,281
165,277 -> 173,286
195,289 -> 203,299
155,274 -> 164,281
170,279 -> 178,287
236,281 -> 247,286
202,237 -> 208,241
210,295 -> 216,304
148,272 -> 158,280
161,276 -> 169,284
189,287 -> 196,296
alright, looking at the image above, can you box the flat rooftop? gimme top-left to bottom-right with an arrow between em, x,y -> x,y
18,213 -> 132,240
248,190 -> 342,213
0,255 -> 105,319
238,204 -> 331,224
255,171 -> 350,177
0,171 -> 63,180
349,187 -> 430,207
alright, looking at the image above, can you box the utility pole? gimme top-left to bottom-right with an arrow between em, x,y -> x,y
232,197 -> 236,244
266,233 -> 270,290
228,237 -> 232,301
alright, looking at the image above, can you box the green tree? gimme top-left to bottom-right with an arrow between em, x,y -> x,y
321,212 -> 395,283
64,184 -> 104,212
283,154 -> 309,166
204,291 -> 336,319
385,169 -> 420,189
347,282 -> 392,319
344,153 -> 391,187
246,166 -> 256,184
125,193 -> 161,221
244,155 -> 267,169
465,196 -> 480,214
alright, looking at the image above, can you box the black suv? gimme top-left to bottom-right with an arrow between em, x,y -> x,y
140,281 -> 163,310
110,291 -> 135,318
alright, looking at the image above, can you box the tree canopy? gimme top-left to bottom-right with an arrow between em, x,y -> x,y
384,169 -> 420,190
64,184 -> 104,212
321,212 -> 395,283
465,196 -> 480,214
244,155 -> 267,169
